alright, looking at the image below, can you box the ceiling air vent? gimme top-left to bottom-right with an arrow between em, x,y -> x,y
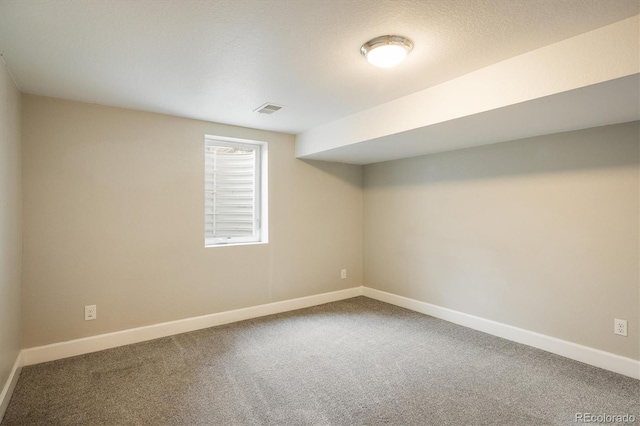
254,103 -> 284,114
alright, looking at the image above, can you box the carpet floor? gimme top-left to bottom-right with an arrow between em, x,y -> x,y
2,297 -> 639,425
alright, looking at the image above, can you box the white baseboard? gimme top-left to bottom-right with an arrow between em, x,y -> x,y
0,351 -> 23,422
363,287 -> 640,380
23,286 -> 363,366
20,285 -> 639,380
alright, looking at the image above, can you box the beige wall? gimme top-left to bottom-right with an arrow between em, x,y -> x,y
0,61 -> 22,388
19,93 -> 639,362
21,95 -> 363,348
364,122 -> 640,360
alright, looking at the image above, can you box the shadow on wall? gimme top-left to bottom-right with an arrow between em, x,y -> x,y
363,121 -> 639,187
300,159 -> 363,189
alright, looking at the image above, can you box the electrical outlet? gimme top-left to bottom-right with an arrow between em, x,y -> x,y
614,319 -> 627,336
85,305 -> 97,321
341,269 -> 347,279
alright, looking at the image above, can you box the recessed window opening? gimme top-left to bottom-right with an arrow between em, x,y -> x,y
204,136 -> 268,247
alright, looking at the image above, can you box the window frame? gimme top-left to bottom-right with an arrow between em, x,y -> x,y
204,135 -> 268,248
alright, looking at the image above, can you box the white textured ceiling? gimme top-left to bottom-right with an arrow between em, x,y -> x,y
0,0 -> 638,134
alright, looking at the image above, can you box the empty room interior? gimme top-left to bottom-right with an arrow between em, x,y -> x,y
1,1 -> 639,425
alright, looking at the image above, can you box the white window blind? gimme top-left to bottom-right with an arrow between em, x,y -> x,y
205,138 -> 262,246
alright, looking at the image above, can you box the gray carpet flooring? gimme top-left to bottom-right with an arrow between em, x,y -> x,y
2,297 -> 639,425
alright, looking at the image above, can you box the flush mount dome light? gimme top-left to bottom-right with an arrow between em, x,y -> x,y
360,35 -> 413,68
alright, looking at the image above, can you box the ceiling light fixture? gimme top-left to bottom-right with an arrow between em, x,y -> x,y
360,35 -> 413,68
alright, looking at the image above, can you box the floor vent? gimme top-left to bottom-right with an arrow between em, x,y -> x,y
254,103 -> 284,114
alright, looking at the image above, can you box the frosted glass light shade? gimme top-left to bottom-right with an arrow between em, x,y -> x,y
366,44 -> 408,68
361,35 -> 413,68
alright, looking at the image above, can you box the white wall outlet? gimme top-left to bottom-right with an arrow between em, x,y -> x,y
85,305 -> 97,321
341,269 -> 347,279
614,318 -> 627,336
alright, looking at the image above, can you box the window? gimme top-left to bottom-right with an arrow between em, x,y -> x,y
204,136 -> 267,246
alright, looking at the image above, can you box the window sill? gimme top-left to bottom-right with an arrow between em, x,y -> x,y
204,241 -> 268,249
